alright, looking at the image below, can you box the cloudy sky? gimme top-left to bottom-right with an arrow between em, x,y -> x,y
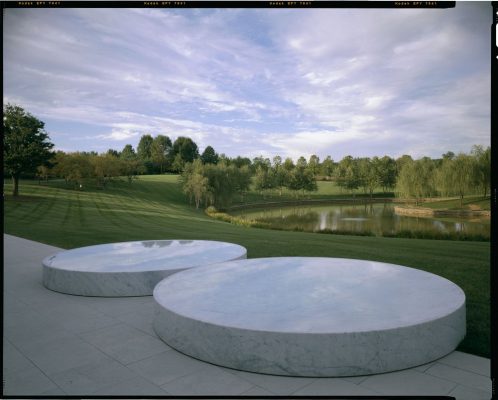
3,4 -> 491,161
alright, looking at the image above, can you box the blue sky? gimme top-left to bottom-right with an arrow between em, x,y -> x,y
3,4 -> 491,161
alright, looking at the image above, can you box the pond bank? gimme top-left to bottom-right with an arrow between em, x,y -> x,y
394,206 -> 490,218
227,196 -> 471,212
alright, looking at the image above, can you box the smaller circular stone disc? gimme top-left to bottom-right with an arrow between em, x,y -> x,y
42,240 -> 247,297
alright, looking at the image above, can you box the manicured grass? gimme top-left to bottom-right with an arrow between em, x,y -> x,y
423,196 -> 491,211
4,175 -> 490,358
233,180 -> 394,206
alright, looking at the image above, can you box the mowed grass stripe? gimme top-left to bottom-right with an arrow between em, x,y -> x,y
3,175 -> 490,358
94,190 -> 142,229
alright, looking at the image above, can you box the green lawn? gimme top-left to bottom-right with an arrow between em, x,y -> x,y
422,196 -> 491,211
4,175 -> 490,358
232,180 -> 394,206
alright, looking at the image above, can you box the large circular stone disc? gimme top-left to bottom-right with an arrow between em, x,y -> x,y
153,257 -> 465,377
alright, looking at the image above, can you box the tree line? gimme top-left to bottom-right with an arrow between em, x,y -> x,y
395,148 -> 490,206
3,104 -> 491,208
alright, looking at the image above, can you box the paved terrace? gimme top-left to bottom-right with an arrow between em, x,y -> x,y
3,234 -> 492,398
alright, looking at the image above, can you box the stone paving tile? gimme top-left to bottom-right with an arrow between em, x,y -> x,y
115,307 -> 156,337
359,368 -> 458,396
78,322 -> 150,347
91,375 -> 169,395
341,374 -> 370,384
48,366 -> 103,395
3,338 -> 36,374
82,296 -> 154,317
17,336 -> 111,376
292,377 -> 381,396
13,286 -> 85,309
448,384 -> 494,400
99,334 -> 169,365
437,351 -> 491,376
3,365 -> 61,395
5,318 -> 76,354
39,387 -> 67,395
127,349 -> 207,386
34,303 -> 121,335
160,365 -> 254,396
413,360 -> 438,373
48,357 -> 138,395
240,385 -> 276,395
425,362 -> 492,393
231,369 -> 315,395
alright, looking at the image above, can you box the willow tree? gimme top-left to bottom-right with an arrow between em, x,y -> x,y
182,159 -> 208,209
437,153 -> 475,207
3,104 -> 54,196
471,145 -> 491,198
396,158 -> 437,204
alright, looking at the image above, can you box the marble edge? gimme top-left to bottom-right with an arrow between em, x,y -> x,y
153,285 -> 466,336
41,241 -> 247,272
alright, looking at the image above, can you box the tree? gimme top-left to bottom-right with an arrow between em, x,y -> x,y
203,162 -> 238,209
172,153 -> 185,173
437,153 -> 474,207
218,153 -> 231,165
3,104 -> 54,196
377,156 -> 397,193
442,151 -> 455,161
53,152 -> 93,188
253,166 -> 273,196
119,144 -> 144,183
173,137 -> 199,165
106,149 -> 120,158
233,165 -> 252,202
395,154 -> 413,174
296,156 -> 307,169
231,156 -> 252,169
137,134 -> 154,161
272,156 -> 288,196
151,135 -> 172,173
283,157 -> 295,171
396,157 -> 437,204
357,157 -> 379,198
182,159 -> 208,208
321,156 -> 335,178
252,155 -> 271,173
288,162 -> 317,198
201,145 -> 219,165
471,145 -> 490,198
36,164 -> 52,184
308,154 -> 320,176
120,144 -> 137,160
91,153 -> 122,189
335,156 -> 359,195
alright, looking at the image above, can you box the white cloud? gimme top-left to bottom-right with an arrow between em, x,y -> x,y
3,5 -> 491,160
97,129 -> 141,141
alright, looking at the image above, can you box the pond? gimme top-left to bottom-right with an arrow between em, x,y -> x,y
230,202 -> 490,239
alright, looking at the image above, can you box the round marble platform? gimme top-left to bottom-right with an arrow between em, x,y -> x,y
153,257 -> 466,377
42,240 -> 246,297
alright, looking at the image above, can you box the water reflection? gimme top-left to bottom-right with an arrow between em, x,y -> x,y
233,203 -> 489,238
141,240 -> 194,248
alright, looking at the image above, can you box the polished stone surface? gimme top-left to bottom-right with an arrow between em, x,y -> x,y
43,240 -> 246,297
153,257 -> 466,377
